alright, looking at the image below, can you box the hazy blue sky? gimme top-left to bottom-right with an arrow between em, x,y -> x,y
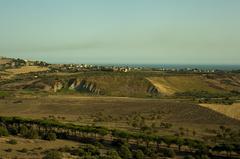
0,0 -> 239,64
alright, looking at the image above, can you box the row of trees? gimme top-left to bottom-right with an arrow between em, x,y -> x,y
0,116 -> 240,158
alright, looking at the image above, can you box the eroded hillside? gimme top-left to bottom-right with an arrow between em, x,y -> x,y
0,73 -> 159,97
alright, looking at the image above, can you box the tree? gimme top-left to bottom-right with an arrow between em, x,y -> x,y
213,143 -> 234,158
176,138 -> 184,151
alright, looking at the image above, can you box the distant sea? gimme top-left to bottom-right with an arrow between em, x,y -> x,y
99,64 -> 240,71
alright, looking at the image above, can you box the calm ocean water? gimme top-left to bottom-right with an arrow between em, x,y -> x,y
100,64 -> 240,71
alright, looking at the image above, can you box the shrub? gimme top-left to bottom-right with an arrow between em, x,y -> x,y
139,146 -> 155,157
119,145 -> 132,159
20,125 -> 28,136
18,148 -> 28,153
0,91 -> 10,99
184,155 -> 195,159
43,150 -> 63,159
84,144 -> 100,156
7,139 -> 17,145
8,126 -> 18,135
112,139 -> 126,147
83,156 -> 97,159
25,128 -> 39,139
5,148 -> 12,152
195,155 -> 209,159
162,148 -> 175,158
0,126 -> 9,137
43,132 -> 57,141
134,150 -> 144,159
70,148 -> 84,156
58,146 -> 71,152
106,150 -> 121,159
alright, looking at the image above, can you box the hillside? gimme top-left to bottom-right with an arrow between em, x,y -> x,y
200,103 -> 240,120
147,74 -> 240,96
0,72 -> 160,97
0,57 -> 12,65
1,72 -> 240,98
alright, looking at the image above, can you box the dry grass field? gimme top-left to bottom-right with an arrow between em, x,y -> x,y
6,66 -> 49,75
0,136 -> 80,159
147,75 -> 225,95
200,103 -> 240,120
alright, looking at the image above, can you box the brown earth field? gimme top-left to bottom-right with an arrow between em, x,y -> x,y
0,95 -> 239,137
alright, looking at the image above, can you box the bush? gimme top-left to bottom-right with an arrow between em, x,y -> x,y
58,145 -> 71,152
70,148 -> 84,156
20,125 -> 28,137
112,139 -> 126,147
8,126 -> 18,135
106,150 -> 121,159
84,144 -> 100,156
43,132 -> 57,141
18,148 -> 28,153
195,155 -> 209,159
43,150 -> 63,159
5,148 -> 12,152
184,155 -> 195,159
134,150 -> 144,159
139,146 -> 155,157
25,128 -> 39,139
0,91 -> 10,99
162,148 -> 175,158
7,139 -> 17,145
119,145 -> 132,159
0,126 -> 9,137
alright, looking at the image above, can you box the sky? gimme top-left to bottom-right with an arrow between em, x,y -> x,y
0,0 -> 239,65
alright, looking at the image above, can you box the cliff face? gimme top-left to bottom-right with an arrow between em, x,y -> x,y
67,78 -> 101,95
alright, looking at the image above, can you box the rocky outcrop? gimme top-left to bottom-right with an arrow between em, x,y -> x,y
147,85 -> 159,95
67,78 -> 101,95
53,80 -> 64,92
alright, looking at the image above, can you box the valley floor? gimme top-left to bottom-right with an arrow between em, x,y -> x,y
0,95 -> 239,139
